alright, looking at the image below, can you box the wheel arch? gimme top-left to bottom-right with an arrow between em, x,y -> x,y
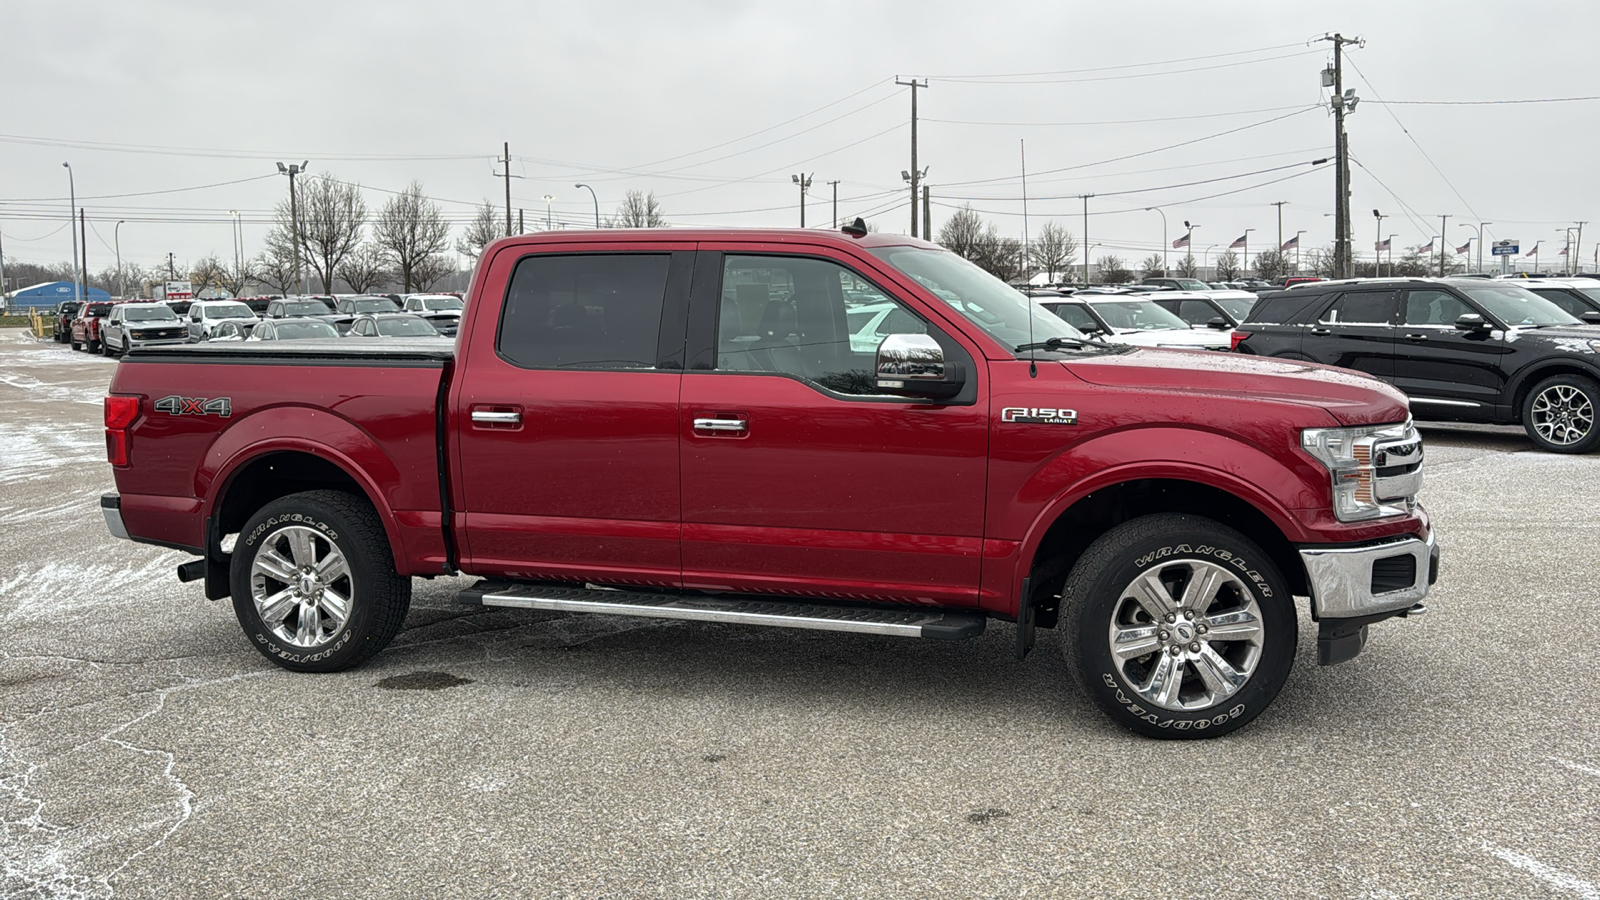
1507,359 -> 1600,415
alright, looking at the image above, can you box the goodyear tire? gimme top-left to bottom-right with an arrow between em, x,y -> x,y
230,490 -> 410,673
1061,513 -> 1296,739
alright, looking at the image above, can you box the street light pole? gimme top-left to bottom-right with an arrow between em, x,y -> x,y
828,179 -> 840,229
1457,222 -> 1485,275
543,195 -> 554,230
62,163 -> 80,306
1240,228 -> 1255,278
1295,230 -> 1307,274
1184,221 -> 1201,276
1387,234 -> 1397,275
792,173 -> 813,228
1271,200 -> 1287,267
1373,210 -> 1385,277
1080,194 -> 1094,284
1144,207 -> 1167,273
574,184 -> 600,228
115,220 -> 126,298
277,161 -> 310,295
1437,214 -> 1452,276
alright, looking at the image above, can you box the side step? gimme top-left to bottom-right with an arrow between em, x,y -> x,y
457,581 -> 986,641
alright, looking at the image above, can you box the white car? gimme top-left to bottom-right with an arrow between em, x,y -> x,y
1034,296 -> 1231,351
186,300 -> 259,342
401,294 -> 465,336
846,302 -> 927,353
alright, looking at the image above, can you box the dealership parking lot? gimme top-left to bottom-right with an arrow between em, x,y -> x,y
2,328 -> 1597,899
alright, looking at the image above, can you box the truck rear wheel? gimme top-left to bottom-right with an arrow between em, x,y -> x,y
1060,513 -> 1296,739
1522,373 -> 1600,454
230,490 -> 410,672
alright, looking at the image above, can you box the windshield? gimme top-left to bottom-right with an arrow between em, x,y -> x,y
868,246 -> 1088,352
1461,285 -> 1578,327
274,321 -> 339,339
351,299 -> 400,313
376,316 -> 439,337
1214,297 -> 1256,319
123,306 -> 178,322
84,303 -> 111,316
1577,286 -> 1600,304
1171,278 -> 1209,291
208,305 -> 254,319
1088,300 -> 1191,331
421,297 -> 463,311
283,300 -> 333,316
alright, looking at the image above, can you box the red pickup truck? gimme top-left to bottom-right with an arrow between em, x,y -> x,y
102,226 -> 1438,738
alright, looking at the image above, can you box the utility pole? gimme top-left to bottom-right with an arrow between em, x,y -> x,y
1080,195 -> 1093,284
277,161 -> 309,296
62,163 -> 80,306
895,77 -> 927,237
0,228 -> 7,308
1271,201 -> 1287,260
79,210 -> 88,294
115,220 -> 125,298
1438,214 -> 1452,276
1320,34 -> 1361,279
827,180 -> 840,229
791,173 -> 813,227
922,186 -> 931,240
1576,221 -> 1587,274
502,142 -> 512,235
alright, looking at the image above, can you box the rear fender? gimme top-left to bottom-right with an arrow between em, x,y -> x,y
198,406 -> 409,574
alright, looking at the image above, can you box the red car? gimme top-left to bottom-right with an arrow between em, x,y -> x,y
102,226 -> 1438,738
70,300 -> 117,352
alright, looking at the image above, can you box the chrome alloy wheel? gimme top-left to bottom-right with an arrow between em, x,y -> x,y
250,525 -> 354,648
1531,384 -> 1595,446
1105,560 -> 1264,712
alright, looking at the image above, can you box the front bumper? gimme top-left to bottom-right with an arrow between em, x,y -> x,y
1300,530 -> 1439,666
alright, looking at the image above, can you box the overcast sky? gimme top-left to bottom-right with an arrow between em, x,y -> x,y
4,0 -> 1597,281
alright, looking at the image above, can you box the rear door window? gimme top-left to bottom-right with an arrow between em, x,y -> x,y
1319,291 -> 1396,325
498,253 -> 671,370
1530,288 -> 1592,318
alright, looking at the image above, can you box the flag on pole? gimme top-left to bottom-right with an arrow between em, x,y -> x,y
1281,235 -> 1298,251
1419,239 -> 1434,255
1229,234 -> 1248,249
1375,238 -> 1391,251
1525,244 -> 1539,257
1456,242 -> 1472,255
1172,233 -> 1190,249
1559,246 -> 1569,257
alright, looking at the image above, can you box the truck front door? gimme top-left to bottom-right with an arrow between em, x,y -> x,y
451,244 -> 694,586
678,249 -> 989,605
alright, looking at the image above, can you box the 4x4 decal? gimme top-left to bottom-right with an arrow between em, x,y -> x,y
154,395 -> 233,418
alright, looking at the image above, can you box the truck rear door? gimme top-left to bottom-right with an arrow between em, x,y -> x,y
677,246 -> 989,605
450,241 -> 694,585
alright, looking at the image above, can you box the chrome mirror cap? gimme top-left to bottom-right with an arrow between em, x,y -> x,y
876,333 -> 945,388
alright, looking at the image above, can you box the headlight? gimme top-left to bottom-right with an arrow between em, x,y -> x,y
1300,419 -> 1422,522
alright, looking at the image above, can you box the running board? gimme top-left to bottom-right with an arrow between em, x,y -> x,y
457,581 -> 986,641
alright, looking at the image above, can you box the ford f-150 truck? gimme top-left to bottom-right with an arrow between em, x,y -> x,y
102,225 -> 1439,738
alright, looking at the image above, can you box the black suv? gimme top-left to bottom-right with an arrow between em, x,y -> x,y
51,300 -> 82,342
1235,278 -> 1600,453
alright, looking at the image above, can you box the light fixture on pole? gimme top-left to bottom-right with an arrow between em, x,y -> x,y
276,161 -> 310,295
1372,209 -> 1385,277
574,184 -> 600,228
793,173 -> 814,228
543,195 -> 555,230
62,163 -> 80,306
1457,221 -> 1487,275
1183,221 -> 1200,274
1144,207 -> 1167,273
115,220 -> 126,298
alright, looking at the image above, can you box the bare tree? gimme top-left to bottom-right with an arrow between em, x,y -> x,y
613,190 -> 667,227
220,257 -> 256,298
1095,255 -> 1133,284
190,255 -> 228,298
1032,221 -> 1078,282
374,181 -> 452,292
455,201 -> 505,263
1252,249 -> 1289,281
1214,250 -> 1240,281
937,205 -> 986,261
272,173 -> 369,293
254,248 -> 300,295
1175,254 -> 1199,278
1138,254 -> 1166,278
336,242 -> 388,293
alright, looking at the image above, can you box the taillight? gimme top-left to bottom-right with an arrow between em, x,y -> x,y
1229,330 -> 1251,352
105,395 -> 139,466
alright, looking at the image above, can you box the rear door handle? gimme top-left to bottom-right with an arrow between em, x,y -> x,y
1311,327 -> 1332,335
1403,333 -> 1428,342
693,415 -> 748,435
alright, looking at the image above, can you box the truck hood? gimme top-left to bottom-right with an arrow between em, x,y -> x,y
1064,349 -> 1410,426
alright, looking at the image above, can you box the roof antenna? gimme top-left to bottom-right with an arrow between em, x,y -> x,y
1022,139 -> 1036,378
841,217 -> 868,238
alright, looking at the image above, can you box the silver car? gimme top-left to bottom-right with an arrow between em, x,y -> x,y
101,303 -> 189,356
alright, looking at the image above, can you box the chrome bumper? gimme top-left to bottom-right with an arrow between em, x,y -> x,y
101,494 -> 130,541
1300,531 -> 1437,619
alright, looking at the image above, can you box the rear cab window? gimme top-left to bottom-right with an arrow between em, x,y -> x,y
498,253 -> 674,370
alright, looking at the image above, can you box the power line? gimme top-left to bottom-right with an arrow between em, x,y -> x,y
1369,95 -> 1600,106
922,42 -> 1312,80
0,174 -> 279,204
924,105 -> 1312,127
928,49 -> 1322,85
940,159 -> 1329,202
1344,56 -> 1482,223
0,132 -> 486,162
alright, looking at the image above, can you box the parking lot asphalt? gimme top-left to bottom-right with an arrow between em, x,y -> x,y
2,327 -> 1597,899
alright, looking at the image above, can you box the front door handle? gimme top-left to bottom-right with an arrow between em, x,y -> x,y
693,416 -> 748,433
1311,327 -> 1332,335
1403,333 -> 1429,342
470,405 -> 524,429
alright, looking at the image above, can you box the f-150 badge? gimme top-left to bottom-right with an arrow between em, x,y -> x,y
1001,407 -> 1077,425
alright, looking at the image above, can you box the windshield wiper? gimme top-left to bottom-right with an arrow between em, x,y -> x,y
1013,335 -> 1107,353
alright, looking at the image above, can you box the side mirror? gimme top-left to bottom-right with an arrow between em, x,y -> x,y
1454,313 -> 1492,333
876,333 -> 963,399
1580,311 -> 1600,325
1206,316 -> 1232,330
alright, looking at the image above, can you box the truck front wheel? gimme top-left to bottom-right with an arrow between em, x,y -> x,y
1061,514 -> 1296,739
230,490 -> 411,672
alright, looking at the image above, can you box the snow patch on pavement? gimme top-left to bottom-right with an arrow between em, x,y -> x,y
0,554 -> 186,619
0,421 -> 102,485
